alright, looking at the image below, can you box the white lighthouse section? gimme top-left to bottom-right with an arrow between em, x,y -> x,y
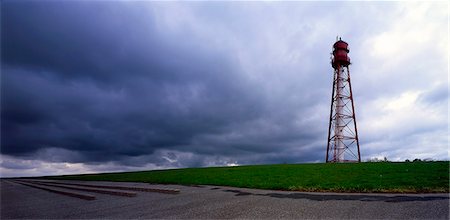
335,66 -> 345,162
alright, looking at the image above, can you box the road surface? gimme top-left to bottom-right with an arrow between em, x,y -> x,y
1,179 -> 448,219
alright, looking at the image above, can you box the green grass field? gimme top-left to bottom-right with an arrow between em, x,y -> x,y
48,161 -> 449,193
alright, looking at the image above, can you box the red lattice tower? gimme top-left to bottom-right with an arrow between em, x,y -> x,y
326,38 -> 361,163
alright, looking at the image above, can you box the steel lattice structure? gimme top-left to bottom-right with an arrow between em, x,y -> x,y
326,38 -> 361,163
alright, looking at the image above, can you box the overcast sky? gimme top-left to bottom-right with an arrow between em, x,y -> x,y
1,1 -> 448,177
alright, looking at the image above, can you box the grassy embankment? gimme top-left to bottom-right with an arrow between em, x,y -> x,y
48,161 -> 449,193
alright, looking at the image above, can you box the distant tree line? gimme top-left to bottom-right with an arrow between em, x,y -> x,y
366,157 -> 436,162
404,158 -> 435,162
366,157 -> 389,162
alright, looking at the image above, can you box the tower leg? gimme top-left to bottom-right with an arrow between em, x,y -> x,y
347,67 -> 361,162
326,67 -> 337,163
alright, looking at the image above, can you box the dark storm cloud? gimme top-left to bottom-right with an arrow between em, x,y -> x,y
1,1 -> 321,168
1,1 -> 447,177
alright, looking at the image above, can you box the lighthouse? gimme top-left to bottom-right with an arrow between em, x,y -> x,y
326,38 -> 361,163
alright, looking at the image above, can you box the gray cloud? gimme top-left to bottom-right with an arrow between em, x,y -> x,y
1,1 -> 447,177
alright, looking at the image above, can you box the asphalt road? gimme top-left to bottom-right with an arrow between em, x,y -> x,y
1,179 -> 448,219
